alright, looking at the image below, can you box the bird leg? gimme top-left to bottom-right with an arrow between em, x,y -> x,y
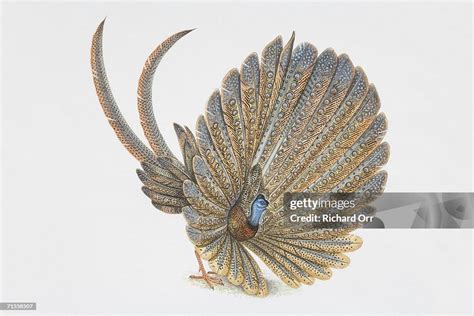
189,250 -> 223,289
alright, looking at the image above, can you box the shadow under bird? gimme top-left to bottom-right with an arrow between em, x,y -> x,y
90,20 -> 389,296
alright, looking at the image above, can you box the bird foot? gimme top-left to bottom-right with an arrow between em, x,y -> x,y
189,269 -> 224,289
189,249 -> 224,290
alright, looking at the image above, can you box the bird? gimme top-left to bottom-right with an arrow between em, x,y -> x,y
90,19 -> 389,297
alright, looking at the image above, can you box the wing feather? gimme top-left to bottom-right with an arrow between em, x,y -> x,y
186,225 -> 227,247
195,115 -> 236,201
263,48 -> 338,182
240,53 -> 260,165
221,69 -> 247,178
227,239 -> 245,285
197,235 -> 227,261
183,180 -> 227,217
241,246 -> 268,296
136,169 -> 183,197
205,91 -> 242,193
258,42 -> 318,172
142,187 -> 187,207
174,123 -> 199,176
244,239 -> 300,288
254,34 -> 294,164
208,235 -> 233,276
183,206 -> 227,230
192,156 -> 230,208
266,54 -> 356,203
255,36 -> 283,157
239,246 -> 259,295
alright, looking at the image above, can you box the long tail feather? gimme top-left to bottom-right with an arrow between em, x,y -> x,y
137,29 -> 193,159
91,20 -> 156,163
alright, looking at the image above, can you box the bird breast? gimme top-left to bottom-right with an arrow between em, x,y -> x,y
228,205 -> 258,241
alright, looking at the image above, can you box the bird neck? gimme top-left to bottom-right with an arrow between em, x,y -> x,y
227,198 -> 268,242
248,200 -> 267,227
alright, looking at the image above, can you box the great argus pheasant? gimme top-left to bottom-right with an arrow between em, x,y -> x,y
90,20 -> 389,297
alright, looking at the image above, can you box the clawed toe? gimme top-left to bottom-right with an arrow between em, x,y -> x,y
189,249 -> 224,290
189,271 -> 224,289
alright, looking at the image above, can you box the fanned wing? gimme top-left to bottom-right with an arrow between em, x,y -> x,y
186,33 -> 388,292
249,37 -> 386,289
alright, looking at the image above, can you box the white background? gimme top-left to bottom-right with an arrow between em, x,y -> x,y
1,1 -> 472,314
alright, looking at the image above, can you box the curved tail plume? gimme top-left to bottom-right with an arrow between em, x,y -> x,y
90,19 -> 193,163
91,19 -> 155,163
137,29 -> 194,159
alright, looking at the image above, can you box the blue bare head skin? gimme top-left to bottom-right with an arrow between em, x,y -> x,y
248,194 -> 269,227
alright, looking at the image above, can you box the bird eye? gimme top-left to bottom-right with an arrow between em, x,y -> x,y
257,198 -> 269,207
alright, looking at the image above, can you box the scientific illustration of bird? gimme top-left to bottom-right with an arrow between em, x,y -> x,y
91,20 -> 389,296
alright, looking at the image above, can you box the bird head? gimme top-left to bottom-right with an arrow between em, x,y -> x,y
254,194 -> 269,208
248,194 -> 269,227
